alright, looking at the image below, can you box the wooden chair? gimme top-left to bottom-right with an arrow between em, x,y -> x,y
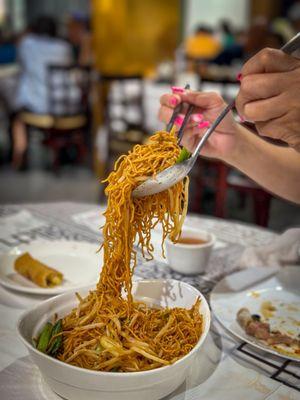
19,64 -> 91,171
99,75 -> 146,172
191,159 -> 272,227
186,76 -> 272,227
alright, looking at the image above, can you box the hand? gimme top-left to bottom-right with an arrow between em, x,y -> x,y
158,90 -> 239,161
236,48 -> 300,151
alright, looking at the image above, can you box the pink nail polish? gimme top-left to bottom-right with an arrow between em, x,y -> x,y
191,113 -> 204,123
198,121 -> 210,129
171,86 -> 185,94
170,97 -> 178,106
174,115 -> 184,126
238,114 -> 245,122
236,73 -> 242,82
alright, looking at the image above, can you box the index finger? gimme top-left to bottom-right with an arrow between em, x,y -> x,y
160,93 -> 182,108
241,48 -> 300,77
180,91 -> 226,112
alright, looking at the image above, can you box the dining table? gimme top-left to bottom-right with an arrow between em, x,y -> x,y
0,201 -> 299,400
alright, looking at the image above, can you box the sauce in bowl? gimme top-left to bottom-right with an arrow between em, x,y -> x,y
177,237 -> 207,245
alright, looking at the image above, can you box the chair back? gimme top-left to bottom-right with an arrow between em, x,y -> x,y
100,74 -> 145,131
98,74 -> 146,171
47,65 -> 90,116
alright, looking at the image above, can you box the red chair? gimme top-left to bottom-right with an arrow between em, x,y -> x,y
191,159 -> 272,227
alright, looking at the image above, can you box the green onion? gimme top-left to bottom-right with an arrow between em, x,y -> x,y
176,147 -> 191,163
47,319 -> 63,356
37,322 -> 53,353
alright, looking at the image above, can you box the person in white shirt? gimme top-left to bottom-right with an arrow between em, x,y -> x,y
12,16 -> 73,168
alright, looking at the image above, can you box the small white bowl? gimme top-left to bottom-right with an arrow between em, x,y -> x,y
166,228 -> 215,275
17,279 -> 210,400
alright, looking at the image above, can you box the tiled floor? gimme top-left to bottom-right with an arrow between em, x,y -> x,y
0,165 -> 299,232
0,166 -> 100,204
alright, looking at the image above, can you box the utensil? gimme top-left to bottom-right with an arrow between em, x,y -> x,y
17,279 -> 211,400
132,101 -> 234,197
132,32 -> 300,198
281,31 -> 300,54
177,104 -> 195,143
166,84 -> 190,132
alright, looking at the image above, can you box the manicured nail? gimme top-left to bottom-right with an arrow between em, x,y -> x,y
238,114 -> 245,122
171,86 -> 185,94
174,115 -> 184,126
191,113 -> 204,123
236,73 -> 242,82
198,121 -> 210,129
170,97 -> 178,106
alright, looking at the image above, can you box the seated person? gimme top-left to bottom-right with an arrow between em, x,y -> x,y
0,31 -> 16,65
67,12 -> 94,66
12,16 -> 73,168
185,25 -> 221,60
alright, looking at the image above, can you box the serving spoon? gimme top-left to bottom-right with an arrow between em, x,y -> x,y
132,32 -> 300,198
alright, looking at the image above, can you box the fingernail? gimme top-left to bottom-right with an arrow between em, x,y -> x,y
170,97 -> 178,106
198,121 -> 210,129
236,73 -> 242,82
171,86 -> 185,94
191,113 -> 204,123
174,115 -> 184,126
238,114 -> 245,122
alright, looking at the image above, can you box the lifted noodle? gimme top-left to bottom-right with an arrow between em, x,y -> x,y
58,130 -> 203,372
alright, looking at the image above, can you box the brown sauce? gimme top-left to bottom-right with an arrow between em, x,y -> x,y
177,237 -> 207,245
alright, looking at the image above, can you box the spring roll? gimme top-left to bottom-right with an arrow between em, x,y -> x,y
14,252 -> 63,288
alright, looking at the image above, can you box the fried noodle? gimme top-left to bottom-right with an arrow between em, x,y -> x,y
58,130 -> 203,372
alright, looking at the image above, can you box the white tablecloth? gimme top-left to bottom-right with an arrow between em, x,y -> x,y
0,202 -> 299,400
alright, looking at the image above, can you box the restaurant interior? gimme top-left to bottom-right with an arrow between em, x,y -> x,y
0,1 -> 300,399
0,0 -> 299,230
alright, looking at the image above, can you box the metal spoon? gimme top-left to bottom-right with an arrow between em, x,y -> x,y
132,32 -> 300,198
132,101 -> 234,197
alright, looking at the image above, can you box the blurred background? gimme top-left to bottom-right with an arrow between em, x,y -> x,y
0,0 -> 299,230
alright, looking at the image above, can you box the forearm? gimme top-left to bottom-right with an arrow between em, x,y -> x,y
224,125 -> 300,203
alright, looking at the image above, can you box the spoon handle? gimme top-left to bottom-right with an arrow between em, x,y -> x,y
281,32 -> 300,55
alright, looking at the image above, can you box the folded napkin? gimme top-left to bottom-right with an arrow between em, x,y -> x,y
238,228 -> 300,268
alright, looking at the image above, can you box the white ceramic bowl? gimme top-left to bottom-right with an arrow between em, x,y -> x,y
166,228 -> 215,275
17,279 -> 210,400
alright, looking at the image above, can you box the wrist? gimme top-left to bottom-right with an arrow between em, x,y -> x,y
219,124 -> 248,165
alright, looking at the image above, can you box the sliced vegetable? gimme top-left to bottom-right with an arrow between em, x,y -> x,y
95,343 -> 103,354
176,147 -> 191,163
47,319 -> 63,356
37,322 -> 53,353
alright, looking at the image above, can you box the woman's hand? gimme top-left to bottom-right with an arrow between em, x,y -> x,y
236,48 -> 300,151
158,88 -> 300,203
158,90 -> 239,161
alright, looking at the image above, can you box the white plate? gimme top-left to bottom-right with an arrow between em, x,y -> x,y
0,240 -> 102,295
210,266 -> 300,362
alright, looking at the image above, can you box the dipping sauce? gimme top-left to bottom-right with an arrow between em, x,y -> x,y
177,237 -> 207,245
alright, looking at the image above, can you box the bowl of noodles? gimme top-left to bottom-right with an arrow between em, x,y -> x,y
18,279 -> 210,400
18,129 -> 211,399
